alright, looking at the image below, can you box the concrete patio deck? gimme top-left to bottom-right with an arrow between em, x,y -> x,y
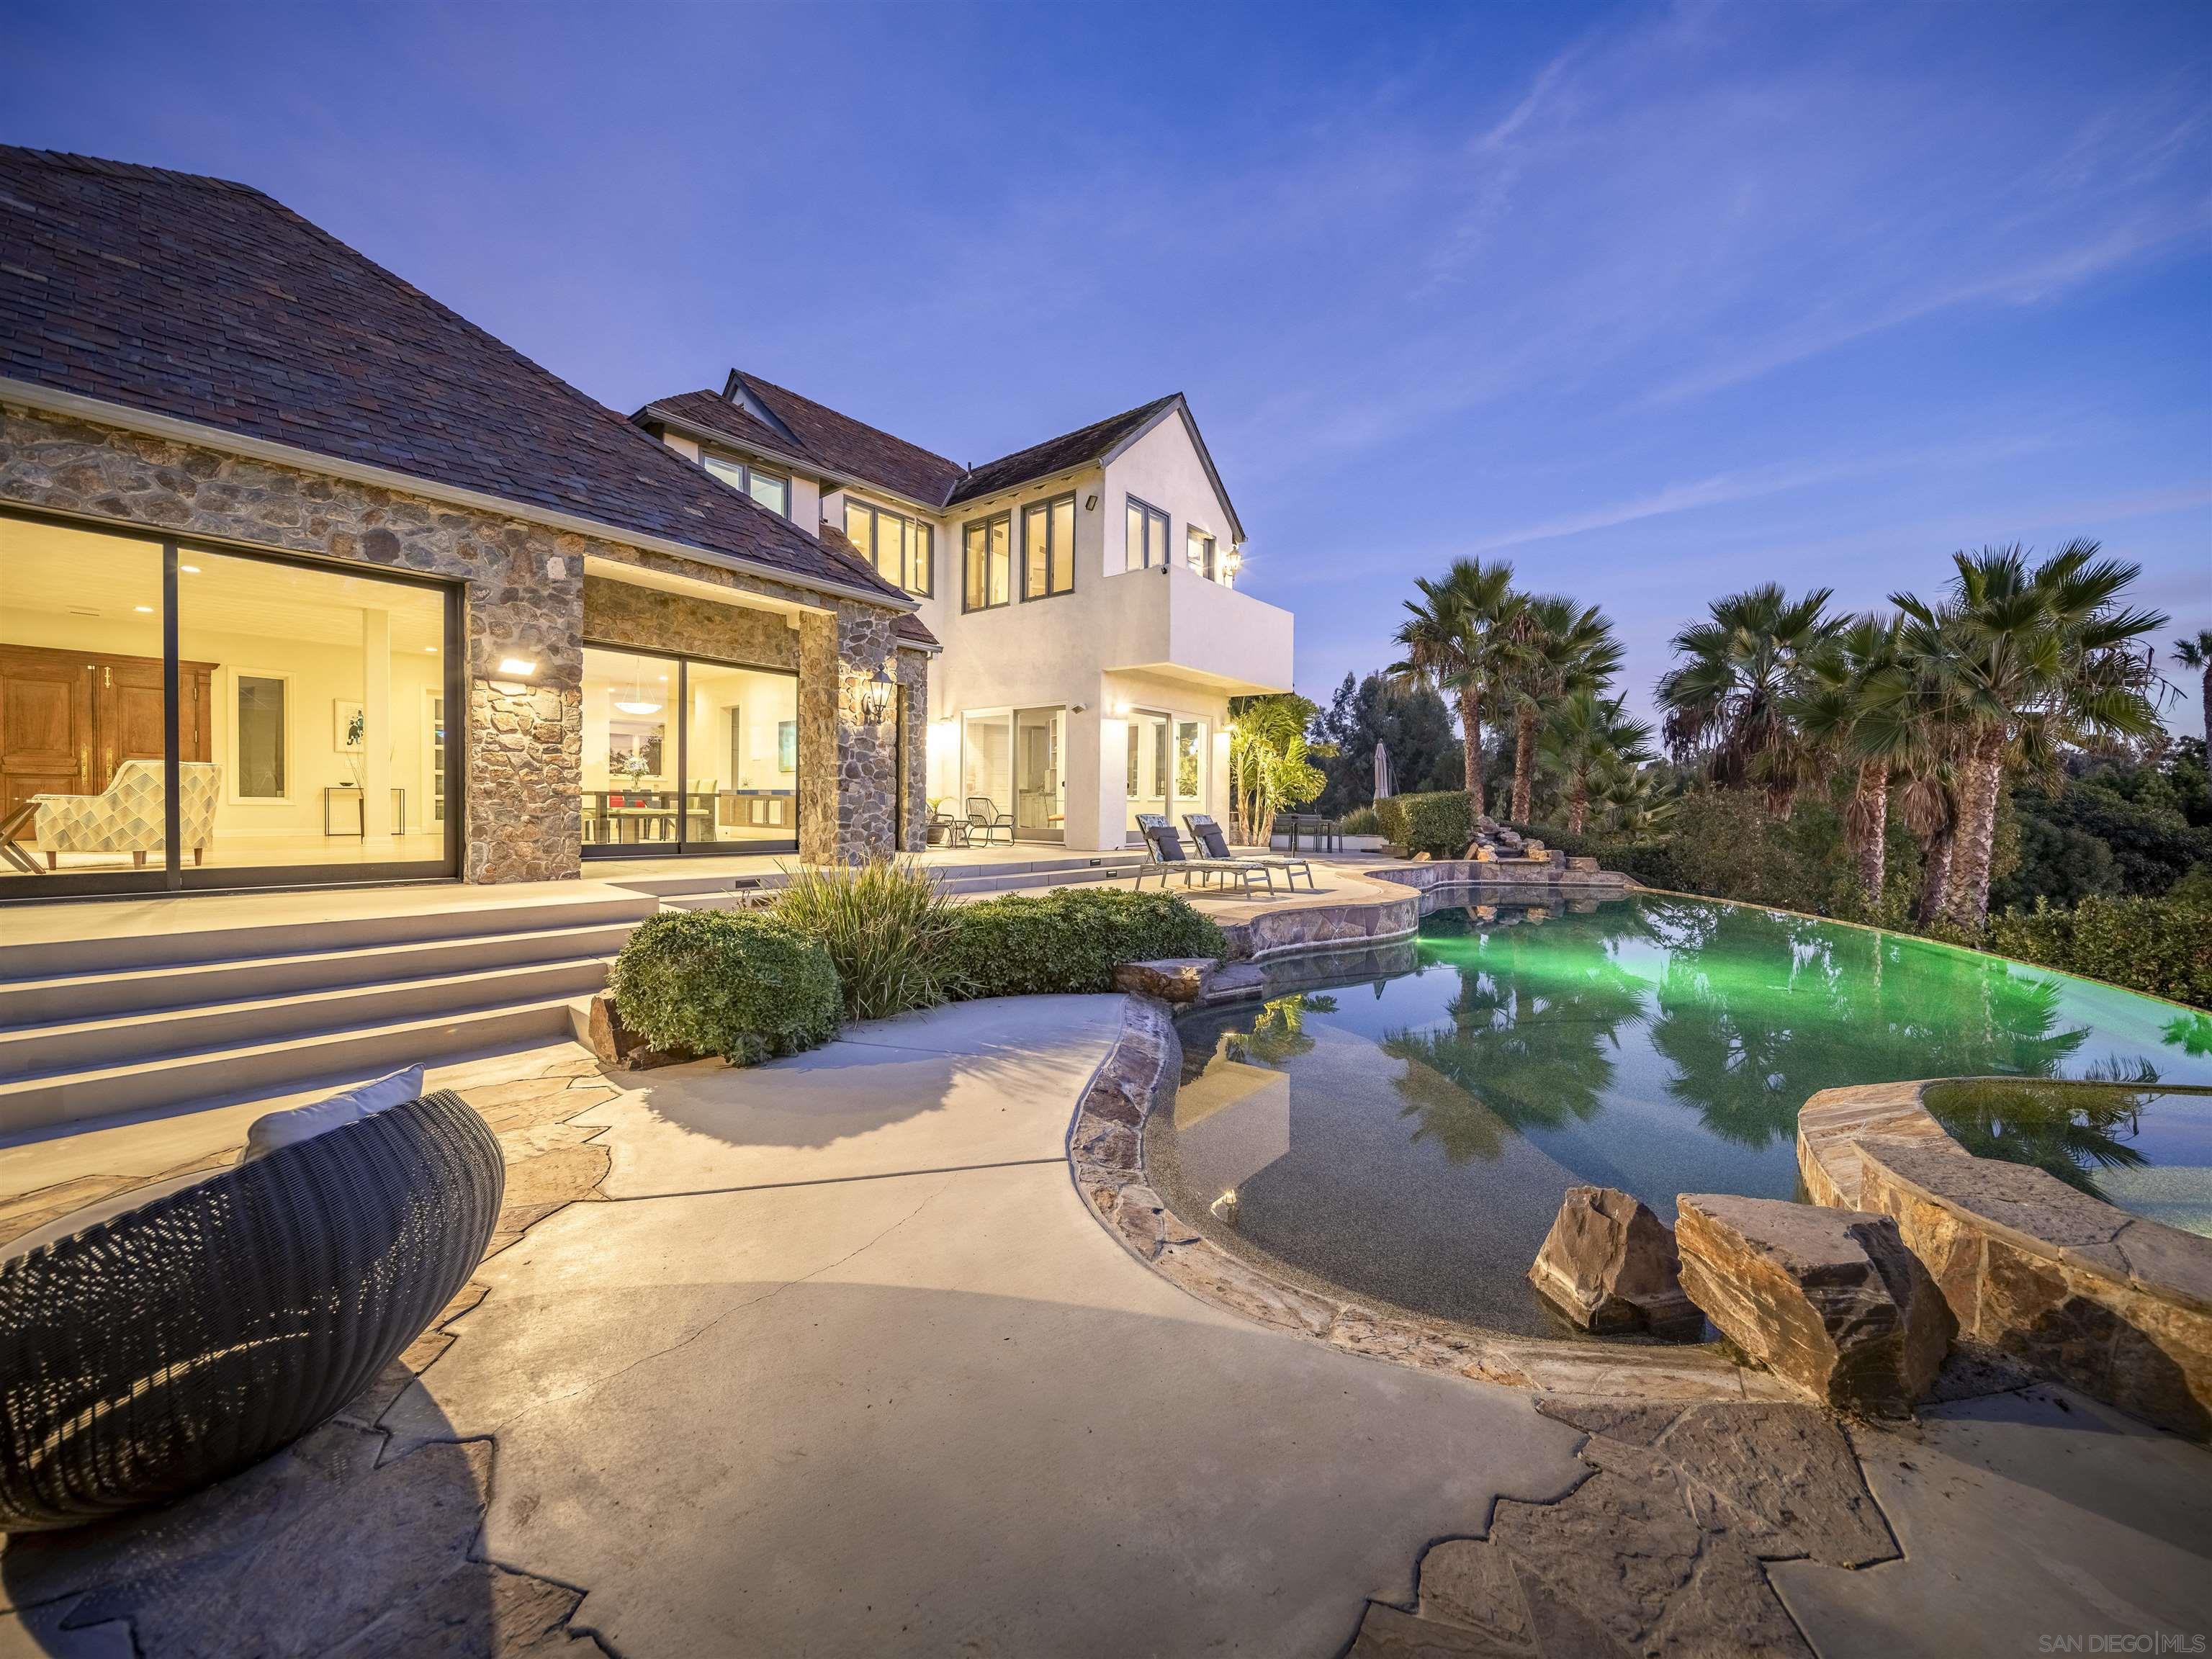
4,997 -> 2208,1658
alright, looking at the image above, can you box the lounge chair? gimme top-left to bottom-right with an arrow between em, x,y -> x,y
1184,812 -> 1316,891
1133,813 -> 1273,896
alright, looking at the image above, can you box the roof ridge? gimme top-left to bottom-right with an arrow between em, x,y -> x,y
0,144 -> 269,197
734,369 -> 966,474
963,391 -> 1181,478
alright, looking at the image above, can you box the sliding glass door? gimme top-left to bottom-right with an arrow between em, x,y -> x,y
1123,710 -> 1208,843
580,644 -> 798,856
1,506 -> 461,898
957,707 -> 1064,842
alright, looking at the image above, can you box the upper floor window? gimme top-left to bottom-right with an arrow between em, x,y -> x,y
962,513 -> 1012,611
703,453 -> 791,519
1187,527 -> 1218,582
845,499 -> 933,598
1022,493 -> 1076,601
1125,497 -> 1169,571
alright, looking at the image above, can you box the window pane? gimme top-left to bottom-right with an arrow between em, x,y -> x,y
1125,503 -> 1145,571
1188,529 -> 1215,579
236,675 -> 287,799
583,646 -> 673,848
683,661 -> 798,848
989,516 -> 1010,605
704,455 -> 747,493
964,523 -> 987,609
845,500 -> 873,567
181,549 -> 443,871
748,470 -> 788,517
910,525 -> 932,596
1023,504 -> 1048,598
889,516 -> 910,589
1051,498 -> 1076,593
0,516 -> 166,881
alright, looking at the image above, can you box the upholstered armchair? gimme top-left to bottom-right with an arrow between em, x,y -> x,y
35,759 -> 221,870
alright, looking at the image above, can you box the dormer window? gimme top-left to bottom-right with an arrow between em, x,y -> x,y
845,499 -> 933,598
703,454 -> 791,519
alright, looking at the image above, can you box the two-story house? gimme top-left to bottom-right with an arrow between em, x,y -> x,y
634,374 -> 1295,853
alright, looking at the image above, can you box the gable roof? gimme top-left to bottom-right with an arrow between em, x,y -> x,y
635,379 -> 1244,541
947,393 -> 1179,507
0,147 -> 912,611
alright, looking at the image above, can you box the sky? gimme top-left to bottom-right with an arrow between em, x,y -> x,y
10,0 -> 2210,735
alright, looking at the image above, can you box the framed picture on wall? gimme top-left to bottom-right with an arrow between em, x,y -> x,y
334,700 -> 364,752
778,720 -> 797,773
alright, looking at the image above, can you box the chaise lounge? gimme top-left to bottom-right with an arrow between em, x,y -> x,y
1184,812 -> 1317,892
1133,813 -> 1274,896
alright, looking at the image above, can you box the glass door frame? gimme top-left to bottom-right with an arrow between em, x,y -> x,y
957,706 -> 1066,844
1123,706 -> 1208,847
0,502 -> 464,902
577,640 -> 800,860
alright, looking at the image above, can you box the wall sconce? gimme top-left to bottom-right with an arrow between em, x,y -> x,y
496,657 -> 539,678
859,667 -> 896,724
1084,493 -> 1098,511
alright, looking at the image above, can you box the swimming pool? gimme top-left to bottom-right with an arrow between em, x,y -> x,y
1151,891 -> 2212,1339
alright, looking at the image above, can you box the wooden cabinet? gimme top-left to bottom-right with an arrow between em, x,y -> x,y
0,644 -> 212,837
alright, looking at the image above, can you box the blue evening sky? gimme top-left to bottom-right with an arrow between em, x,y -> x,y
11,1 -> 2209,734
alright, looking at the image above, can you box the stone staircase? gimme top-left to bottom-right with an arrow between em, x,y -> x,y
0,888 -> 658,1140
0,853 -> 1154,1141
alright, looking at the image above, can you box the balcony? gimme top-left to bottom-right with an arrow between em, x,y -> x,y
1094,563 -> 1295,696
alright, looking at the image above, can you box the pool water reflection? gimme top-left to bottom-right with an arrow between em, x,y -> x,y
1154,892 -> 2212,1339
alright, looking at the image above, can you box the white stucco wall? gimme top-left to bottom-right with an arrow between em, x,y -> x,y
1102,410 -> 1238,580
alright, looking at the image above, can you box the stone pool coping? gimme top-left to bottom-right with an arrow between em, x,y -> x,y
1067,997 -> 1791,1406
1798,1078 -> 2212,1439
1211,856 -> 1630,963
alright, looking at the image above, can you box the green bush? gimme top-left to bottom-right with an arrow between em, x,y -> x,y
941,887 -> 1226,999
1383,789 -> 1474,857
1987,894 -> 2212,1010
1339,805 -> 1382,836
610,909 -> 842,1065
774,858 -> 961,1021
1506,820 -> 1682,891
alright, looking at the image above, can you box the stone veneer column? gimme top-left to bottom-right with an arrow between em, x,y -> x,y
897,647 -> 930,854
798,603 -> 900,864
463,532 -> 583,883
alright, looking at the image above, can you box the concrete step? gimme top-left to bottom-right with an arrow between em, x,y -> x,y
0,922 -> 639,1029
606,854 -> 1145,901
0,996 -> 584,1141
0,887 -> 660,981
0,956 -> 615,1081
657,861 -> 1145,912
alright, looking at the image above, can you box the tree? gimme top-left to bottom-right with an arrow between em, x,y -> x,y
1227,693 -> 1327,844
1539,690 -> 1655,835
1498,595 -> 1623,824
1310,672 -> 1463,816
2175,630 -> 2212,807
1390,559 -> 1521,819
1894,541 -> 2167,929
1655,583 -> 1840,814
1789,613 -> 1903,908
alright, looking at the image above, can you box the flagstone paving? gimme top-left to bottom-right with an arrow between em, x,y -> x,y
4,1001 -> 2210,1658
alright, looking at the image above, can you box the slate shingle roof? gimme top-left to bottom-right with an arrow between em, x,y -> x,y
946,394 -> 1181,508
0,147 -> 910,608
729,372 -> 966,509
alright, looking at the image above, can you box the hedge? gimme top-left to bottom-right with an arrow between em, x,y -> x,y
1377,789 -> 1475,858
940,886 -> 1226,999
610,909 -> 842,1065
1987,894 -> 2212,1011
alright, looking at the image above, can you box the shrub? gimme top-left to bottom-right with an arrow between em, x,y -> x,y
941,887 -> 1226,999
1382,789 -> 1473,857
1506,820 -> 1681,891
1340,805 -> 1382,836
774,858 -> 961,1021
610,909 -> 842,1065
1372,795 -> 1407,848
1987,893 -> 2212,1010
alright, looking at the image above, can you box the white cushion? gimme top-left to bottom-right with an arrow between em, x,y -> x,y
2,1169 -> 210,1262
240,1065 -> 423,1164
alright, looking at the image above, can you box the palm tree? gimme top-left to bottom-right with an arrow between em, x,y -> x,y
1539,690 -> 1654,835
2175,630 -> 2212,804
1893,541 -> 2167,930
1655,584 -> 1840,812
1789,613 -> 1902,907
1390,559 -> 1521,819
1498,596 -> 1623,824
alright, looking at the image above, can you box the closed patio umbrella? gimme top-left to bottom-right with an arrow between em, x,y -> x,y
1374,741 -> 1394,801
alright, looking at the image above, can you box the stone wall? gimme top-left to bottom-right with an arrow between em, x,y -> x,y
897,646 -> 930,853
580,575 -> 800,670
2,403 -> 916,880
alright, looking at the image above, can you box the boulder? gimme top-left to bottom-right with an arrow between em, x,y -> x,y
1675,1195 -> 1954,1416
583,992 -> 693,1071
1568,855 -> 1601,873
1111,958 -> 1214,1004
1529,1185 -> 1704,1339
